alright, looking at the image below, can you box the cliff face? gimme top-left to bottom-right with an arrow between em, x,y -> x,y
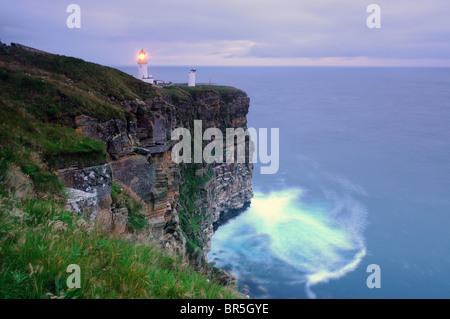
172,90 -> 253,254
67,88 -> 253,258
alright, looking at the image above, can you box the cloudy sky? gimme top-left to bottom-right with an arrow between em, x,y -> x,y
1,0 -> 450,66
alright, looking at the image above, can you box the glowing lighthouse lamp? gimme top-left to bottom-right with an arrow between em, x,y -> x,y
137,49 -> 154,84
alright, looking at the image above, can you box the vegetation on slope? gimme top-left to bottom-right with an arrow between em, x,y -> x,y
161,85 -> 244,103
111,182 -> 149,234
178,164 -> 214,256
0,198 -> 241,299
0,43 -> 159,124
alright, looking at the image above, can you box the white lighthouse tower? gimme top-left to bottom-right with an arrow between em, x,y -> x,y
188,69 -> 196,87
137,49 -> 153,84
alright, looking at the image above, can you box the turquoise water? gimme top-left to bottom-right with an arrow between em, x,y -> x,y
121,66 -> 450,298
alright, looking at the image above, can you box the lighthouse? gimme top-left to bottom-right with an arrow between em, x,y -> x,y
188,69 -> 196,87
137,49 -> 153,84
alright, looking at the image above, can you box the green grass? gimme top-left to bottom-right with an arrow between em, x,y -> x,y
0,63 -> 127,124
111,183 -> 149,234
160,86 -> 192,102
0,98 -> 108,203
159,85 -> 244,104
0,198 -> 243,299
0,44 -> 166,129
0,98 -> 107,179
178,164 -> 214,256
179,85 -> 244,96
1,44 -> 159,105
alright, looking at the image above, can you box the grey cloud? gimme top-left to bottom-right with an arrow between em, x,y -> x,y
0,0 -> 449,65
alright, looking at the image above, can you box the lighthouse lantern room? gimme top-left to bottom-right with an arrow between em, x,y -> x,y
137,49 -> 154,84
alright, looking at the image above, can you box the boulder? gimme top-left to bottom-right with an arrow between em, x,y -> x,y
58,164 -> 113,227
65,188 -> 101,220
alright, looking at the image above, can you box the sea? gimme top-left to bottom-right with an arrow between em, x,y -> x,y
119,66 -> 450,299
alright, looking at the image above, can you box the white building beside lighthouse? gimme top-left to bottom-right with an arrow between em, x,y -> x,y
188,69 -> 196,87
137,49 -> 153,84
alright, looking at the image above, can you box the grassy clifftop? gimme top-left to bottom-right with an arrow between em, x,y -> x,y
0,44 -> 155,127
0,43 -> 243,299
0,199 -> 240,299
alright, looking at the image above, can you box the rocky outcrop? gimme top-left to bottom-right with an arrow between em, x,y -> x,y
58,164 -> 114,228
65,188 -> 101,220
60,87 -> 253,258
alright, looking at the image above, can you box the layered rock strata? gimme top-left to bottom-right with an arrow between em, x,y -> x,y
60,88 -> 253,257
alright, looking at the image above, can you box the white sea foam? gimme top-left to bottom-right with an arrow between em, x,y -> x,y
210,184 -> 368,299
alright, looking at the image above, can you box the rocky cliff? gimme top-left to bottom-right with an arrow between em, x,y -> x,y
173,90 -> 254,258
63,87 -> 253,259
0,42 -> 253,265
0,42 -> 254,296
